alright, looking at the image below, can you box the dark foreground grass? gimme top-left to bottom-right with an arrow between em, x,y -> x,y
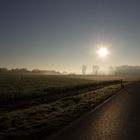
0,84 -> 124,140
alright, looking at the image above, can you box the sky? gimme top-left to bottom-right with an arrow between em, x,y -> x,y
1,0 -> 140,73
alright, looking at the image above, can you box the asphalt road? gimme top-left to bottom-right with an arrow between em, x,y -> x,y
47,82 -> 140,140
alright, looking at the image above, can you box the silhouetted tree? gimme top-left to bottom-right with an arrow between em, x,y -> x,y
0,68 -> 8,73
115,65 -> 140,75
109,66 -> 115,75
82,65 -> 87,75
92,65 -> 99,75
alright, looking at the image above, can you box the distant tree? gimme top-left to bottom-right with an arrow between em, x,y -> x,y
0,67 -> 62,75
92,65 -> 95,75
0,68 -> 8,73
82,65 -> 87,75
10,68 -> 29,74
109,66 -> 114,75
115,65 -> 140,75
92,65 -> 99,75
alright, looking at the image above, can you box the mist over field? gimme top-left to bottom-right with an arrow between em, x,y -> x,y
1,65 -> 140,76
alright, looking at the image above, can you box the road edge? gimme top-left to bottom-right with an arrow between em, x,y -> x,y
47,81 -> 138,140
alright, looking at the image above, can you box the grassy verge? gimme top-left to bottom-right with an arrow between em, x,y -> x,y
0,84 -> 124,140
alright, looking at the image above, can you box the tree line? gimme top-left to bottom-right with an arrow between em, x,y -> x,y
0,68 -> 61,75
82,65 -> 140,75
115,65 -> 140,75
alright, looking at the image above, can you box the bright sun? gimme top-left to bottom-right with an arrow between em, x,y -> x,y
97,47 -> 109,58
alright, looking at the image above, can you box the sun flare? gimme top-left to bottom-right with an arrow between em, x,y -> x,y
97,47 -> 109,58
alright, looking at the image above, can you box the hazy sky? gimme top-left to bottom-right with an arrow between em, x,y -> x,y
1,0 -> 140,73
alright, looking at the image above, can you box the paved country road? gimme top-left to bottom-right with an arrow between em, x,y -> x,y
47,82 -> 140,140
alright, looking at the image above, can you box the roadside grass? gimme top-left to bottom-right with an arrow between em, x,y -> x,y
0,84 -> 122,140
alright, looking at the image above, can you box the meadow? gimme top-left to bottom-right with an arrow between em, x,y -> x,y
0,74 -> 132,140
0,74 -> 121,111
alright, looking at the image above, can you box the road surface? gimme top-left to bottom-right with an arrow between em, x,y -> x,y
47,82 -> 140,140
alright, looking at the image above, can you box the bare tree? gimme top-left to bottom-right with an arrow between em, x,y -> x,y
82,65 -> 87,75
92,65 -> 99,75
109,66 -> 114,75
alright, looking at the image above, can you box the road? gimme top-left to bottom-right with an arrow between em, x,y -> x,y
47,82 -> 140,140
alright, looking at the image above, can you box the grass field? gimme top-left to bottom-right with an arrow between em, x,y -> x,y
0,74 -> 121,110
0,74 -> 133,140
